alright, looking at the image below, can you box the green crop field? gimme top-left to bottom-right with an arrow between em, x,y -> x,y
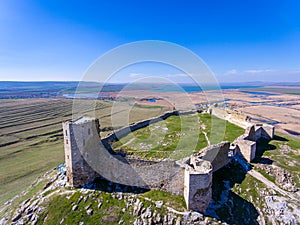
0,98 -> 169,206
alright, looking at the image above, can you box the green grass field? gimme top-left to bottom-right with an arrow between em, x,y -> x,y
112,113 -> 245,160
0,98 -> 169,206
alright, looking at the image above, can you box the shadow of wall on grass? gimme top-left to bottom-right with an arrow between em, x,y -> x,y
252,137 -> 279,164
82,176 -> 150,194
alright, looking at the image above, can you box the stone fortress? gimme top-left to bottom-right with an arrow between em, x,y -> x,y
62,107 -> 274,212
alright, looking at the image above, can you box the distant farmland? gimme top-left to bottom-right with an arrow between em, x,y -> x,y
0,98 -> 168,206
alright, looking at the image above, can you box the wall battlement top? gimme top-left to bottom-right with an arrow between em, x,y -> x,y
72,116 -> 96,124
63,116 -> 98,125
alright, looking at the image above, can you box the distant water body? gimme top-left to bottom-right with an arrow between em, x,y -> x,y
151,85 -> 262,93
240,90 -> 278,96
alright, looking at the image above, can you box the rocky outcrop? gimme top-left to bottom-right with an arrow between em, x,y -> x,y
256,164 -> 298,192
4,169 -> 227,225
264,195 -> 300,224
8,171 -> 67,225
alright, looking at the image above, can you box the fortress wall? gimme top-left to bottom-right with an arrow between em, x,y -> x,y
210,107 -> 227,120
63,109 -> 276,212
198,141 -> 231,172
103,110 -> 198,143
210,107 -> 251,129
210,107 -> 275,141
103,111 -> 179,143
210,107 -> 275,162
126,159 -> 186,195
177,110 -> 198,116
145,165 -> 185,195
63,115 -> 188,191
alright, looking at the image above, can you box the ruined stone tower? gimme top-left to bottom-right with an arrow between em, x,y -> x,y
184,157 -> 213,212
234,124 -> 274,162
62,117 -> 101,187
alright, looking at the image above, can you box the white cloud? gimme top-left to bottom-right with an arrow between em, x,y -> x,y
224,68 -> 277,76
244,69 -> 275,74
224,69 -> 238,75
128,73 -> 144,78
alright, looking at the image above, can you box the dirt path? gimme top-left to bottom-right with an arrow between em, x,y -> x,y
202,131 -> 210,146
200,123 -> 210,146
116,137 -> 136,149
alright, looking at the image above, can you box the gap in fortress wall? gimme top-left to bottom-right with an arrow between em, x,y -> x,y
62,108 -> 274,212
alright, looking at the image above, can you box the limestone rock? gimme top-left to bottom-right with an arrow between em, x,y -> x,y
175,217 -> 181,225
85,203 -> 91,210
190,211 -> 204,222
133,199 -> 143,216
155,200 -> 163,208
86,209 -> 93,216
77,196 -> 83,204
133,218 -> 142,225
11,210 -> 22,222
83,195 -> 89,203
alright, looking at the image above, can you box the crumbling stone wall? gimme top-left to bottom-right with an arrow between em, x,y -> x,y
210,107 -> 251,128
197,141 -> 231,172
103,110 -> 198,143
246,125 -> 256,141
103,111 -> 178,143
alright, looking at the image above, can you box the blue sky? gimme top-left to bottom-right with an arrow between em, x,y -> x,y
1,0 -> 300,83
